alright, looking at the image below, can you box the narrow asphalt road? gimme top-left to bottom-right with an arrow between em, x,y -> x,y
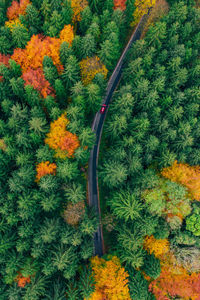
88,12 -> 151,257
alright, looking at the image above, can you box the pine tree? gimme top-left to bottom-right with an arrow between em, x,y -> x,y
108,191 -> 143,221
80,6 -> 92,33
11,24 -> 30,48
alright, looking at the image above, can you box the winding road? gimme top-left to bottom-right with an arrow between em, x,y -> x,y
88,12 -> 151,257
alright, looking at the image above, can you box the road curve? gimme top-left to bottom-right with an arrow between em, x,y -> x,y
88,12 -> 151,257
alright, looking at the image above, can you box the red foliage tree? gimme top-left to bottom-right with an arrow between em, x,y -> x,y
149,267 -> 200,300
114,0 -> 126,10
0,53 -> 11,65
22,68 -> 55,98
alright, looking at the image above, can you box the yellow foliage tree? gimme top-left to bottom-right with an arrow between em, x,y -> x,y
132,0 -> 156,27
80,56 -> 108,85
161,161 -> 200,201
5,18 -> 27,32
143,235 -> 170,258
87,256 -> 131,300
45,113 -> 80,159
71,0 -> 88,23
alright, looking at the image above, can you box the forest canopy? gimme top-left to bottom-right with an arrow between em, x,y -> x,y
0,0 -> 200,299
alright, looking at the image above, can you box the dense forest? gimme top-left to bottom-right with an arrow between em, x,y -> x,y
0,0 -> 200,299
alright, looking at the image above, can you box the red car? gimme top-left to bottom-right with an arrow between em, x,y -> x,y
100,104 -> 107,114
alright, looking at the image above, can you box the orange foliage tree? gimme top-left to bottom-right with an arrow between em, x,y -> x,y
114,0 -> 126,10
15,272 -> 31,288
144,235 -> 200,299
5,18 -> 26,32
36,161 -> 57,181
88,255 -> 131,300
45,113 -> 80,159
60,24 -> 74,45
7,0 -> 31,20
11,25 -> 74,73
80,56 -> 108,85
11,25 -> 74,98
22,68 -> 55,98
149,266 -> 200,300
161,161 -> 200,201
71,0 -> 88,23
143,235 -> 170,258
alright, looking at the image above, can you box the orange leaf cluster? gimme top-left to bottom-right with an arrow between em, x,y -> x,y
7,0 -> 31,20
87,256 -> 131,300
149,266 -> 200,300
15,273 -> 31,288
71,0 -> 88,23
114,0 -> 126,10
45,113 -> 80,159
11,25 -> 74,73
80,56 -> 108,85
143,235 -> 170,258
162,161 -> 200,201
22,68 -> 55,98
36,161 -> 57,182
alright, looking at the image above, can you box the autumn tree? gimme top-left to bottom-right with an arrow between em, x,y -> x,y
7,0 -> 31,20
22,68 -> 55,98
143,235 -> 170,258
161,161 -> 200,201
71,0 -> 88,23
114,0 -> 126,10
88,255 -> 131,299
36,161 -> 57,182
79,56 -> 108,85
45,113 -> 80,159
11,25 -> 74,73
132,0 -> 156,27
